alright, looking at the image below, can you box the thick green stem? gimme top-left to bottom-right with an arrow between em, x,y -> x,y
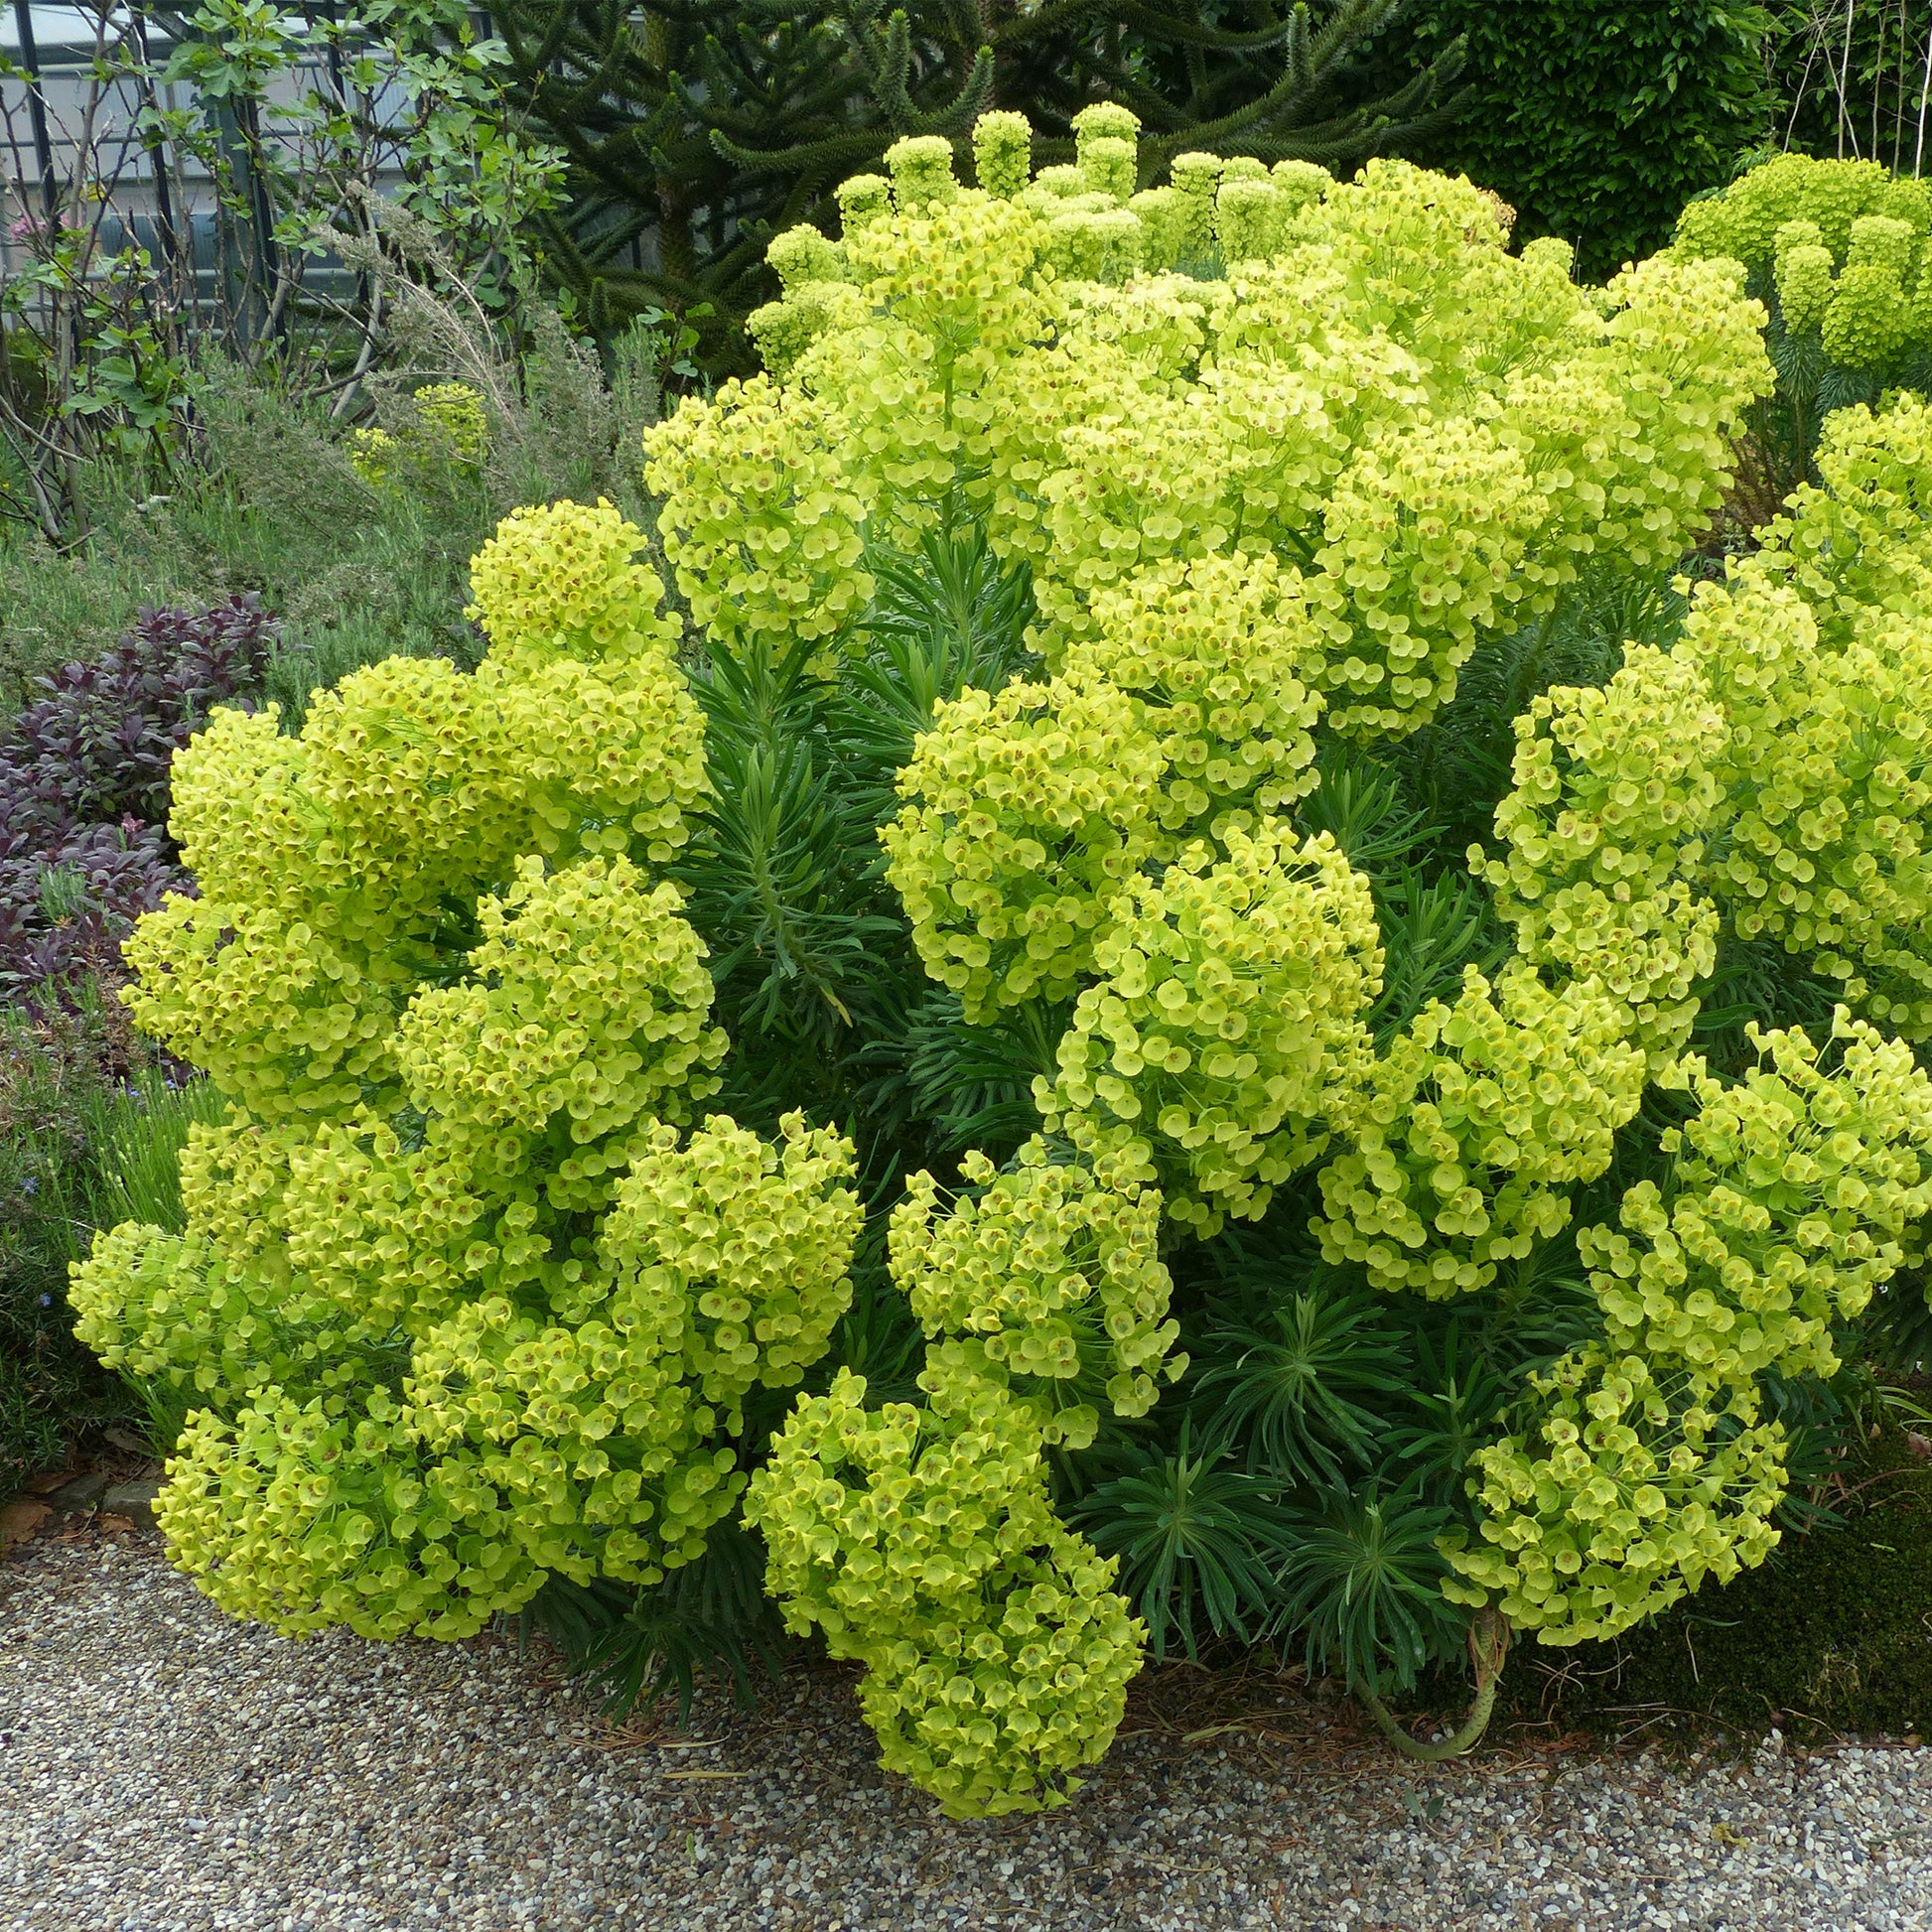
1358,1605 -> 1510,1762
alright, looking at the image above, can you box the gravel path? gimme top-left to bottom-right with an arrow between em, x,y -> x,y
5,1534 -> 1932,1931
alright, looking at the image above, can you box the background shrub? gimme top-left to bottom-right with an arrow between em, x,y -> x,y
1769,0 -> 1932,171
1381,1 -> 1774,279
0,598 -> 281,1002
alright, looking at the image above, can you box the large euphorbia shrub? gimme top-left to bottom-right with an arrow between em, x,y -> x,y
72,108 -> 1932,1820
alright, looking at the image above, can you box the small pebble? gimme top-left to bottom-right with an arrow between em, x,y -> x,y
4,1537 -> 1932,1930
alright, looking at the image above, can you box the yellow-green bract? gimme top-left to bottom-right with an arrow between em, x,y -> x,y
748,1354 -> 1144,1820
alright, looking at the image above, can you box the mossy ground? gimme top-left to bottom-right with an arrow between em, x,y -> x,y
1493,1424 -> 1932,1746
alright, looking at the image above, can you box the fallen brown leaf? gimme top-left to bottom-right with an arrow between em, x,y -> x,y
1,1500 -> 51,1550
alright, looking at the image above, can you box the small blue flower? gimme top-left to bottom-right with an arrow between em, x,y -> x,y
39,1293 -> 52,1308
22,1175 -> 37,1195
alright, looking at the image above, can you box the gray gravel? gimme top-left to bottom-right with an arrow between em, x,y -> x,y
6,1534 -> 1932,1931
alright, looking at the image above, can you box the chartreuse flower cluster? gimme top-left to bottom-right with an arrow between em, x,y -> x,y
888,1138 -> 1180,1449
1477,644 -> 1729,1067
658,106 -> 1764,1095
746,1359 -> 1144,1820
69,500 -> 879,1647
1592,1023 -> 1932,1388
1447,1016 -> 1932,1643
647,109 -> 1767,744
879,675 -> 1168,1024
1748,391 -> 1932,640
1035,824 -> 1383,1237
351,381 -> 489,488
1060,552 -> 1324,838
1440,1347 -> 1790,1647
746,1132 -> 1183,1810
1674,153 -> 1932,370
881,553 -> 1329,1029
1314,966 -> 1647,1298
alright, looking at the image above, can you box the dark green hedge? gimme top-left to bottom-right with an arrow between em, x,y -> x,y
1388,2 -> 1775,279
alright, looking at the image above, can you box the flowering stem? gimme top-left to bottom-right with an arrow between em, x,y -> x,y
1358,1605 -> 1510,1762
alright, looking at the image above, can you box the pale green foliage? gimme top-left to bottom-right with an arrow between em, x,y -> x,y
465,495 -> 685,666
150,1388 -> 553,1640
1684,576 -> 1932,1037
401,1290 -> 739,1590
1493,254 -> 1767,582
973,109 -> 1034,203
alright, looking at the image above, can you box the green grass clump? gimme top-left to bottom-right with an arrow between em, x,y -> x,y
0,993 -> 215,1494
0,393 -> 496,726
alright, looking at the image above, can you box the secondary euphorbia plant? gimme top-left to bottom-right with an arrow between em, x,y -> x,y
1673,150 -> 1932,495
74,108 -> 1932,1818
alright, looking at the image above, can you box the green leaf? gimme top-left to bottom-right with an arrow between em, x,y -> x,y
1069,1423 -> 1295,1661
